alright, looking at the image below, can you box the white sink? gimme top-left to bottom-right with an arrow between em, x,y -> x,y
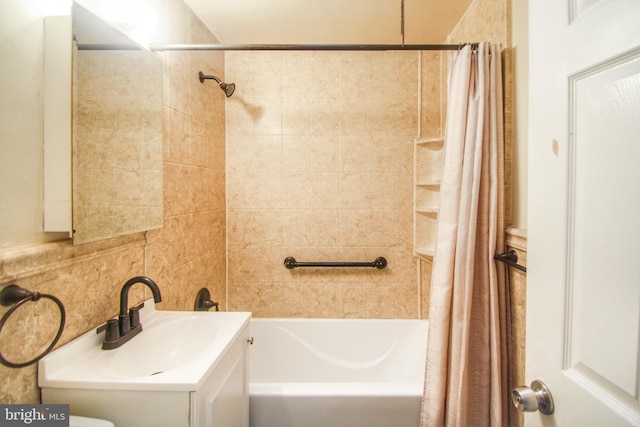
39,300 -> 251,391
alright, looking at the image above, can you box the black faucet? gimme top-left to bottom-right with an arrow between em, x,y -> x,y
99,276 -> 162,350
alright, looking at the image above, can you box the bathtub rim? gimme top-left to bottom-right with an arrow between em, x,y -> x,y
249,381 -> 424,397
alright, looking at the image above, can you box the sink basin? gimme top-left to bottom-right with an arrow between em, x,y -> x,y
39,300 -> 251,391
92,315 -> 219,378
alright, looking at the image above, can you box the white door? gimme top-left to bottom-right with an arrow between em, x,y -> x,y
526,0 -> 640,425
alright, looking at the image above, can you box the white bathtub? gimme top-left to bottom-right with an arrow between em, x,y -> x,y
249,318 -> 428,427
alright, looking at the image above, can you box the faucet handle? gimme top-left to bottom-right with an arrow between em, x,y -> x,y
104,319 -> 119,342
129,302 -> 145,329
96,318 -> 117,334
129,306 -> 140,329
118,314 -> 130,335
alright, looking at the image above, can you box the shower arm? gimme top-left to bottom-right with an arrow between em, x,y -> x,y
198,71 -> 236,97
198,72 -> 221,84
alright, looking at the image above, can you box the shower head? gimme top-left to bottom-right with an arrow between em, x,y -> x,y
219,81 -> 236,97
198,71 -> 235,97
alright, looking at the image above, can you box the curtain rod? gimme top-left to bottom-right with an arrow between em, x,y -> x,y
149,43 -> 464,52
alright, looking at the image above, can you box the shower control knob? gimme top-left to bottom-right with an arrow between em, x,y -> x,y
511,380 -> 554,415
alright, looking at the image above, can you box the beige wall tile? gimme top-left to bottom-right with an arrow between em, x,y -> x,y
164,108 -> 191,164
339,283 -> 368,318
395,283 -> 419,318
339,97 -> 368,136
165,52 -> 191,114
339,210 -> 368,247
339,173 -> 368,210
227,51 -> 426,319
367,282 -> 396,318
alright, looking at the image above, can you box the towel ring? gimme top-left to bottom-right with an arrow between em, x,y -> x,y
0,284 -> 66,368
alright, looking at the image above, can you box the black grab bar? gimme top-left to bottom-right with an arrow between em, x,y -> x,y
284,257 -> 387,270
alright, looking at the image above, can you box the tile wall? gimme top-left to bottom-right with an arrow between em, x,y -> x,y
225,51 -> 444,318
145,0 -> 227,312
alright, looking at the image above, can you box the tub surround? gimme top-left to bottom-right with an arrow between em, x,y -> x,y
225,50 -> 441,319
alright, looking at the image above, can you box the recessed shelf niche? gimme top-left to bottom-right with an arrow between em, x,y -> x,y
414,137 -> 444,261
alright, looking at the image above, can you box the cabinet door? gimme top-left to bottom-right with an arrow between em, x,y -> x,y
207,355 -> 246,427
194,325 -> 249,427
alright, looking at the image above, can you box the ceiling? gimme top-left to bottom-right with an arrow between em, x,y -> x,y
182,0 -> 473,45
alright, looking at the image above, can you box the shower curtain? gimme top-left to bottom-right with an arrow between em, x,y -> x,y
420,43 -> 508,426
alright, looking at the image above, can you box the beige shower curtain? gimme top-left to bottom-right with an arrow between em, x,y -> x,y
420,43 -> 508,427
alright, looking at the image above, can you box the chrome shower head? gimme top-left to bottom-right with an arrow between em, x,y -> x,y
198,71 -> 235,97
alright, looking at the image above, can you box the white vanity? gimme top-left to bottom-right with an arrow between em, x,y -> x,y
39,301 -> 251,427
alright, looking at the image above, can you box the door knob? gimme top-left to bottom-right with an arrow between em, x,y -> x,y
511,380 -> 554,415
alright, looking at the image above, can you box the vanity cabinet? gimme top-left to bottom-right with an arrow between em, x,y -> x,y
41,321 -> 251,427
414,137 -> 444,261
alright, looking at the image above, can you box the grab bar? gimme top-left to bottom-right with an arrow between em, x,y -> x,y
494,250 -> 526,272
284,257 -> 387,269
